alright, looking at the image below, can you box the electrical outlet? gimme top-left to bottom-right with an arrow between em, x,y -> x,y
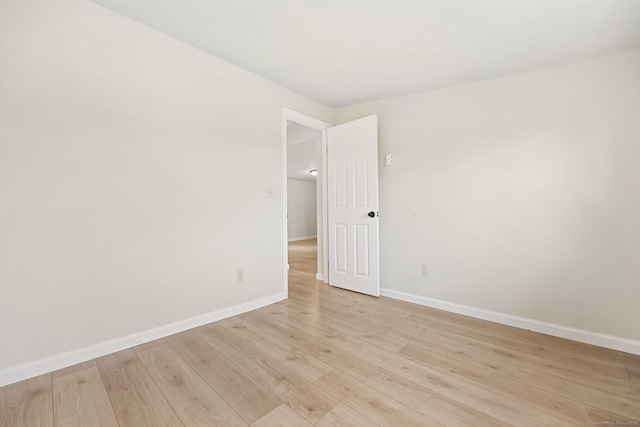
421,263 -> 428,276
237,269 -> 245,282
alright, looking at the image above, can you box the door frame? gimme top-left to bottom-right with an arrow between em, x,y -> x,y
282,107 -> 331,298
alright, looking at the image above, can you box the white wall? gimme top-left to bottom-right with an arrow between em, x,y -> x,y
0,0 -> 333,377
335,49 -> 640,342
287,179 -> 317,241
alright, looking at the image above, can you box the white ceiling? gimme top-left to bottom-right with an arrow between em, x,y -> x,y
90,0 -> 640,107
287,122 -> 320,182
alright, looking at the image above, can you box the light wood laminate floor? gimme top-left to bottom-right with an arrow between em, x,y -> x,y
1,238 -> 639,426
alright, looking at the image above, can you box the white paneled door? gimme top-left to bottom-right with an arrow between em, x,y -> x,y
327,115 -> 379,296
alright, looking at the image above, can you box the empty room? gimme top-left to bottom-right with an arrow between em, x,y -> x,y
1,0 -> 639,426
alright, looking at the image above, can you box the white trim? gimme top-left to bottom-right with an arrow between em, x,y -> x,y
287,137 -> 318,147
380,288 -> 640,356
283,107 -> 331,130
282,112 -> 289,299
282,107 -> 331,299
316,273 -> 324,281
320,131 -> 328,284
0,292 -> 285,387
288,235 -> 317,242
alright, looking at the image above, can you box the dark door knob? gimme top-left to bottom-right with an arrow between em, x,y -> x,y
368,211 -> 375,218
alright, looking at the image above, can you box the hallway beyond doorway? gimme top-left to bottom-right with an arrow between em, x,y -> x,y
288,238 -> 317,276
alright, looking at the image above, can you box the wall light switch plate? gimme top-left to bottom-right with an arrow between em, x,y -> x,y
385,154 -> 393,166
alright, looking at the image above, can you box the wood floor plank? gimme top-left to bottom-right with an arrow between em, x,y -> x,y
51,361 -> 97,381
241,310 -> 378,382
290,286 -> 416,328
392,327 -> 640,416
167,331 -> 281,425
398,343 -> 588,424
314,403 -> 378,427
627,365 -> 640,394
356,344 -> 567,425
412,326 -> 638,398
315,303 -> 426,335
399,342 -> 640,422
0,374 -> 53,427
272,301 -> 376,327
313,369 -> 444,427
584,407 -> 640,426
218,315 -> 332,382
408,311 -> 632,380
268,304 -> 408,353
96,349 -> 183,427
255,307 -> 369,354
137,343 -> 247,427
53,366 -> 118,427
251,404 -> 313,427
197,325 -> 338,424
365,368 -> 510,427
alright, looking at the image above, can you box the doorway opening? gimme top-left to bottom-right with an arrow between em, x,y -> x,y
287,122 -> 321,276
282,108 -> 330,298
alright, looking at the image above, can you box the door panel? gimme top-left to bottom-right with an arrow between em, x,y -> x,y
335,160 -> 347,208
355,224 -> 369,277
335,224 -> 348,274
327,115 -> 379,296
355,157 -> 368,207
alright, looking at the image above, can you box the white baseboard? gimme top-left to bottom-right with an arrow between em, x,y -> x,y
288,235 -> 317,242
0,292 -> 285,387
316,273 -> 324,281
380,288 -> 640,356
